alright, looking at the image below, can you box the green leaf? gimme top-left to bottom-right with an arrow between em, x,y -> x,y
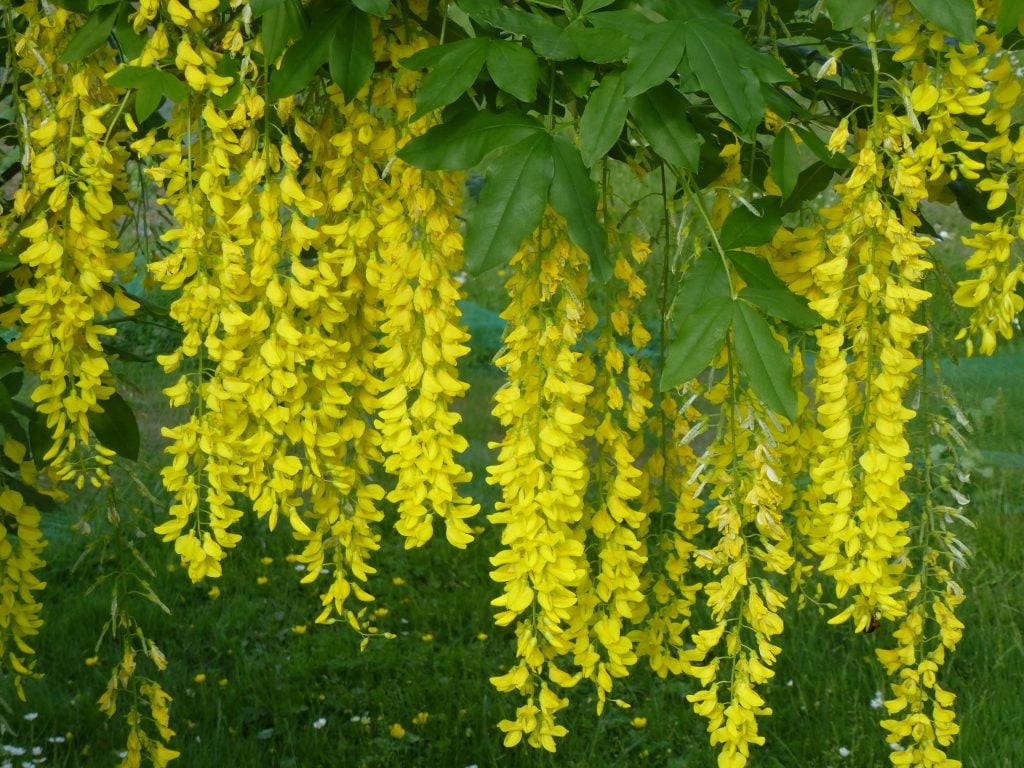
733,302 -> 796,420
780,161 -> 836,213
249,0 -> 285,17
566,25 -> 630,64
486,41 -> 539,102
579,72 -> 627,167
0,354 -> 19,380
825,0 -> 878,28
135,87 -> 163,122
908,0 -> 976,42
793,126 -> 849,170
2,372 -> 23,399
446,3 -> 476,37
771,128 -> 801,200
464,133 -> 554,275
107,67 -> 184,122
398,110 -> 543,170
113,2 -> 145,61
682,19 -> 762,135
740,286 -> 823,330
719,199 -> 782,250
105,65 -> 154,90
51,0 -> 90,12
561,60 -> 596,98
661,296 -> 734,390
352,0 -> 389,17
672,254 -> 730,319
91,392 -> 140,461
580,0 -> 616,13
996,0 -> 1024,36
650,0 -> 725,20
629,83 -> 703,172
413,38 -> 490,118
729,251 -> 823,329
471,7 -> 578,60
268,5 -> 341,101
402,45 -> 454,70
329,7 -> 374,101
457,0 -> 502,12
263,0 -> 306,64
28,410 -> 54,469
0,381 -> 11,414
59,1 -> 120,64
587,9 -> 659,39
548,134 -> 608,280
156,70 -> 188,102
622,21 -> 685,97
0,251 -> 19,272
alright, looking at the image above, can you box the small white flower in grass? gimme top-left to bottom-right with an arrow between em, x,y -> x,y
46,737 -> 65,744
838,746 -> 851,758
889,743 -> 904,751
30,747 -> 42,756
1,747 -> 25,756
22,714 -> 37,722
870,690 -> 885,710
313,718 -> 327,730
294,564 -> 306,572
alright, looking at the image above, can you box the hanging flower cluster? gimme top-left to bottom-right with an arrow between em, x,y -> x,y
132,10 -> 476,634
6,3 -> 138,483
0,487 -> 45,701
487,211 -> 596,750
887,0 -> 1024,356
680,359 -> 799,768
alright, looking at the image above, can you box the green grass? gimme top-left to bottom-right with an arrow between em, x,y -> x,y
2,341 -> 1023,768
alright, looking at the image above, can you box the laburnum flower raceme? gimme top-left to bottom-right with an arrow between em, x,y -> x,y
3,1 -> 1022,767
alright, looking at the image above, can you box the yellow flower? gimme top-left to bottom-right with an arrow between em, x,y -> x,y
389,723 -> 405,739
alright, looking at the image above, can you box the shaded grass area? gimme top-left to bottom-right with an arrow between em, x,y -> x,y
2,340 -> 1023,767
